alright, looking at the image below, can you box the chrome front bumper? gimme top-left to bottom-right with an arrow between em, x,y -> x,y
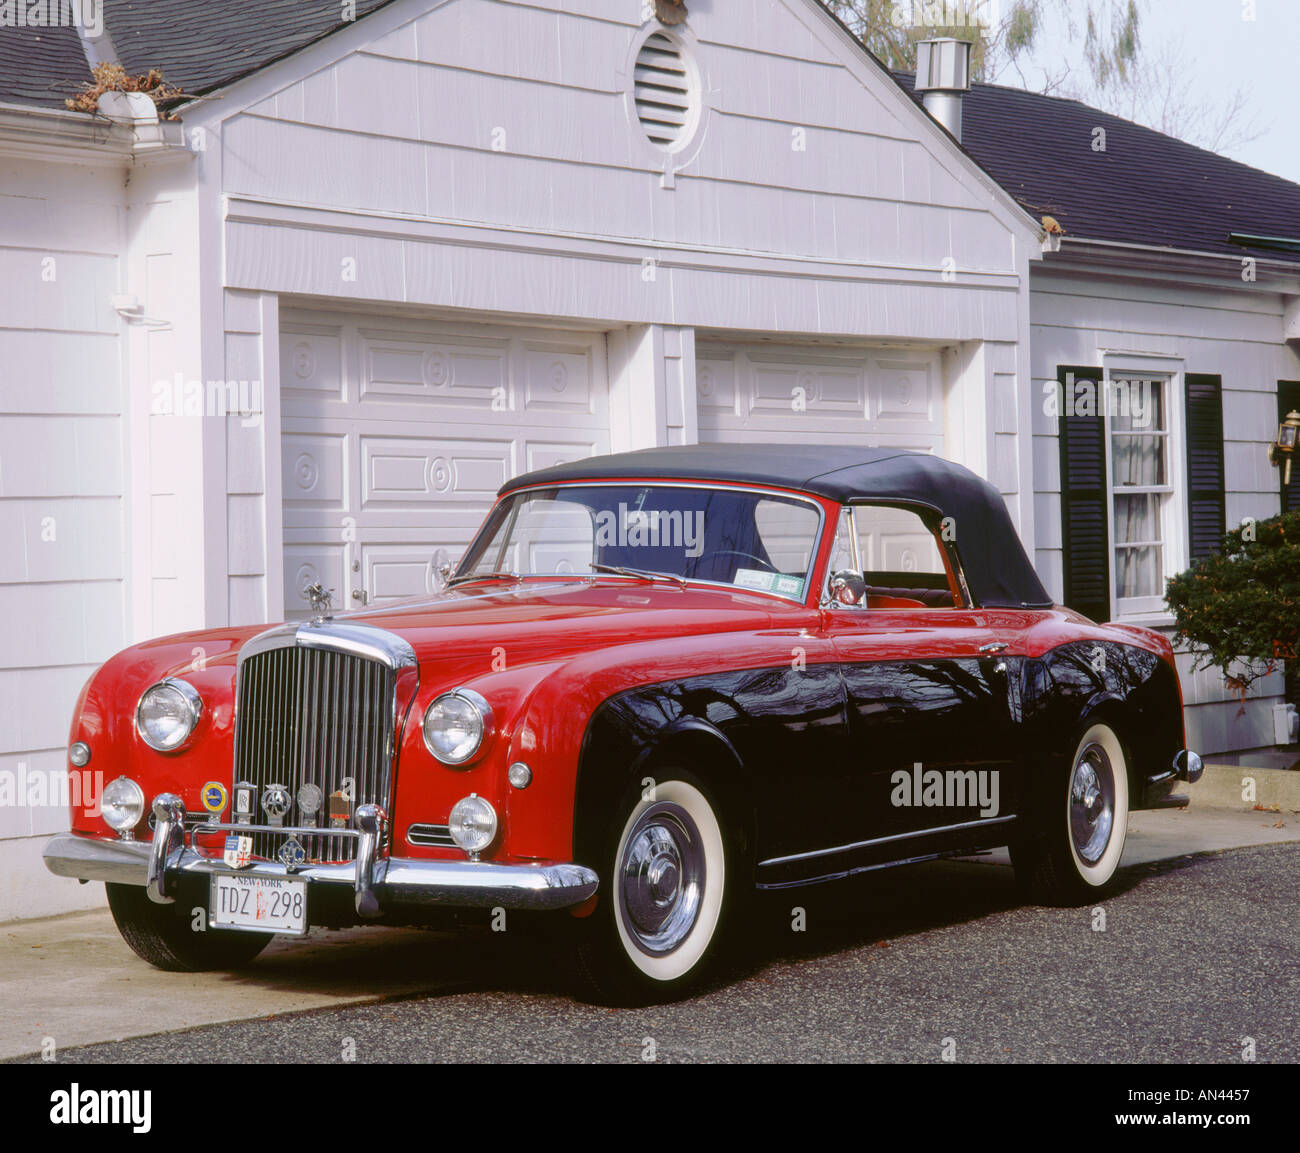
44,794 -> 598,917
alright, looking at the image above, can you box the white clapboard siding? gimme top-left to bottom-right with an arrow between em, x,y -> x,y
220,0 -> 1026,332
0,159 -> 126,918
1029,265 -> 1300,752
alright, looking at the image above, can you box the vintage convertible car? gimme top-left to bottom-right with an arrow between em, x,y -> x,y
45,444 -> 1202,1002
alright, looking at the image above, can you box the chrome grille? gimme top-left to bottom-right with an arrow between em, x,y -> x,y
406,823 -> 456,848
233,644 -> 397,864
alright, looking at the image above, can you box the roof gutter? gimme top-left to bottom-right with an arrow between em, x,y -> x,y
1041,235 -> 1300,288
0,101 -> 133,162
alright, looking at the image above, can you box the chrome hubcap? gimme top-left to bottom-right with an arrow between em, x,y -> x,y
618,803 -> 704,956
1070,743 -> 1115,864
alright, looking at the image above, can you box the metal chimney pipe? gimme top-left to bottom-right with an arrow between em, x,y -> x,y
914,38 -> 973,142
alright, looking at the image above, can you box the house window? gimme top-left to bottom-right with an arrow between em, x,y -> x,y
1109,375 -> 1172,615
1058,366 -> 1223,624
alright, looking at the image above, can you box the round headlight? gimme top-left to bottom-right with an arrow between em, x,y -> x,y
448,793 -> 498,855
136,680 -> 202,752
422,689 -> 492,765
102,776 -> 145,834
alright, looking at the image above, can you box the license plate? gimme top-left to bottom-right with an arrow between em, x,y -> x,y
210,874 -> 308,936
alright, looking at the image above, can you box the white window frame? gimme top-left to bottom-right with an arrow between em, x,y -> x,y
1100,355 -> 1188,622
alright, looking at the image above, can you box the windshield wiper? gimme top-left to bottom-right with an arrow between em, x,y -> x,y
589,563 -> 687,589
445,570 -> 522,588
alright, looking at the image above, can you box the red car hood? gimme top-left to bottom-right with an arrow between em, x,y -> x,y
336,579 -> 798,666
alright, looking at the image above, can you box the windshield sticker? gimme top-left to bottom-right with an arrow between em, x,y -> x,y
735,570 -> 805,598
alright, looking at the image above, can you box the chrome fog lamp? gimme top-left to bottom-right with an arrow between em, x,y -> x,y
423,689 -> 493,765
448,793 -> 498,858
102,776 -> 146,836
135,679 -> 202,752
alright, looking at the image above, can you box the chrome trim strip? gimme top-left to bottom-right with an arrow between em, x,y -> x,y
758,814 -> 1017,868
44,832 -> 152,886
43,831 -> 600,912
239,620 -> 417,670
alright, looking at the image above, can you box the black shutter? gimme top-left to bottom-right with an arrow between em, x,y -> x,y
1185,374 -> 1225,560
1057,365 -> 1110,623
1280,382 -> 1300,516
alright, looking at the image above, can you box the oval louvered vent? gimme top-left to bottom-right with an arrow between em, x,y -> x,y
634,31 -> 696,149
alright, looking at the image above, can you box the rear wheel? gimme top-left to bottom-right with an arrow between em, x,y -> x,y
574,774 -> 734,1004
1012,722 -> 1130,905
107,883 -> 271,972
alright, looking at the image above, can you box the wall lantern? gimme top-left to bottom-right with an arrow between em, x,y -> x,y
1269,409 -> 1300,486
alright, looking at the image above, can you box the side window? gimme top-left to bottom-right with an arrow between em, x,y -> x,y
855,504 -> 947,580
828,505 -> 959,608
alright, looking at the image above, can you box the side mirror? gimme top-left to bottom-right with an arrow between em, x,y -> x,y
829,570 -> 868,607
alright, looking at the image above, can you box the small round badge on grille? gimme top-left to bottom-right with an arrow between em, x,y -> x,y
297,783 -> 323,829
262,783 -> 292,827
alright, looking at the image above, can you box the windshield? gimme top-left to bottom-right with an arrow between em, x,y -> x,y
456,484 -> 823,601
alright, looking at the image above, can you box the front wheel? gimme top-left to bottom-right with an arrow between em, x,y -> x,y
107,882 -> 272,972
574,774 -> 734,1005
1011,722 -> 1130,905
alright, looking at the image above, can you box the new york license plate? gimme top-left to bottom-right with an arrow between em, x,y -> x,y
210,874 -> 308,936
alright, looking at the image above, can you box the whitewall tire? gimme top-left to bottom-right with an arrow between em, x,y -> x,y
1012,721 -> 1131,904
576,773 -> 734,1003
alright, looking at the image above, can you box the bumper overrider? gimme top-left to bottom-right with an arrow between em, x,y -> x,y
44,794 -> 599,919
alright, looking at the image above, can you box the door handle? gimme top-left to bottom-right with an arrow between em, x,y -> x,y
979,642 -> 1008,654
352,589 -> 370,606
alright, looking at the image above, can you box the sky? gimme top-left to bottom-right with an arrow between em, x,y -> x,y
1006,0 -> 1300,185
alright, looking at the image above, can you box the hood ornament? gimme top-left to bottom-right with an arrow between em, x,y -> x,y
305,582 -> 334,623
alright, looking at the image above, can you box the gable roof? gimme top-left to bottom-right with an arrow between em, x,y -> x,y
2,2 -> 1296,271
895,71 -> 1300,267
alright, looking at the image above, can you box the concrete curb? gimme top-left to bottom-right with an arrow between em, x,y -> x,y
1186,764 -> 1300,811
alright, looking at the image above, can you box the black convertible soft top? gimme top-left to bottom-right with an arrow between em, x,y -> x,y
502,445 -> 1053,610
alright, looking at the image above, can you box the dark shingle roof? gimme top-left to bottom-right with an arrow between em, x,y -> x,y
0,0 -> 394,110
104,0 -> 395,100
896,71 -> 1300,266
0,22 -> 94,107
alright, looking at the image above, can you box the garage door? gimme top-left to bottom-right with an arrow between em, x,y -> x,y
279,311 -> 609,618
695,341 -> 944,452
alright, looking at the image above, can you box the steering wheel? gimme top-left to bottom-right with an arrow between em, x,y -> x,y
695,549 -> 777,573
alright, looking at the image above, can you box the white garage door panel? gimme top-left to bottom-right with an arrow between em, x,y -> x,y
361,435 -> 513,508
280,311 -> 608,618
283,432 -> 347,509
696,342 -> 943,451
